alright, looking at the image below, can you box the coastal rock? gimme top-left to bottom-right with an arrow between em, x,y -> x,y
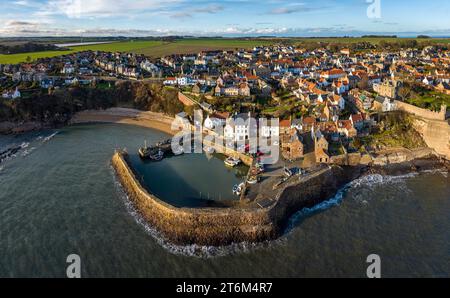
0,121 -> 43,135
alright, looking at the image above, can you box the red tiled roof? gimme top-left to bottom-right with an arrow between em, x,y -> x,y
280,119 -> 292,128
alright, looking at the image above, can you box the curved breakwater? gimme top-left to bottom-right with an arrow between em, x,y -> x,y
112,150 -> 365,246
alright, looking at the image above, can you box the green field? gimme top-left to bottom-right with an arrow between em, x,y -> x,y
1,37 -> 450,64
134,39 -> 274,57
0,39 -> 273,64
289,37 -> 450,45
0,40 -> 164,64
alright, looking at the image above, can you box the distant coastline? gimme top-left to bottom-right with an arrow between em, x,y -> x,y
54,41 -> 118,48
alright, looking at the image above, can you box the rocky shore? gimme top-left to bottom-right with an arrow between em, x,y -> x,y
0,121 -> 46,135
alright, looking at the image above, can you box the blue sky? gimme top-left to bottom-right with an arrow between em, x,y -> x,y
0,0 -> 449,37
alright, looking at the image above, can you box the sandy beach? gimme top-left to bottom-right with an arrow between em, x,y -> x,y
70,108 -> 179,136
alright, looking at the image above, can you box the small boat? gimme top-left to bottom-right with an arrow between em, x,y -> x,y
149,150 -> 164,161
233,182 -> 246,196
284,167 -> 293,178
224,157 -> 241,167
139,141 -> 165,161
247,175 -> 260,185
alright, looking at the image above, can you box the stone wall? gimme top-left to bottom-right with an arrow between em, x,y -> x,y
112,151 -> 357,246
413,118 -> 450,159
178,92 -> 196,107
202,138 -> 254,166
112,151 -> 272,246
395,100 -> 447,121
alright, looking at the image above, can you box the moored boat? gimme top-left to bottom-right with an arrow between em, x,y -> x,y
247,175 -> 260,185
224,157 -> 241,167
232,182 -> 246,196
139,141 -> 165,161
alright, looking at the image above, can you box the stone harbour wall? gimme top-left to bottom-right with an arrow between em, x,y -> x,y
112,151 -> 357,246
112,151 -> 274,246
413,118 -> 450,160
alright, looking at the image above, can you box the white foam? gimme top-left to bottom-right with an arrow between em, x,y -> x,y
286,172 -> 421,233
42,131 -> 59,143
21,147 -> 36,157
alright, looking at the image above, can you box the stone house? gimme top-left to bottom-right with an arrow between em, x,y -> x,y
281,128 -> 304,161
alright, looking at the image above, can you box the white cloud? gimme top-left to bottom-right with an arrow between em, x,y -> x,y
38,0 -> 182,18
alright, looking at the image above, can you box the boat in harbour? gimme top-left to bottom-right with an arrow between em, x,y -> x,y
139,141 -> 165,161
233,182 -> 246,196
224,157 -> 241,167
247,175 -> 260,185
284,167 -> 293,178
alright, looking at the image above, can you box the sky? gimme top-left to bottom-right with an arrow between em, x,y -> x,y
0,0 -> 449,37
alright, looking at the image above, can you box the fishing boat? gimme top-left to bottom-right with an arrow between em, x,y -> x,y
139,141 -> 165,161
247,175 -> 260,185
224,157 -> 241,167
284,167 -> 293,178
233,182 -> 246,196
150,149 -> 164,161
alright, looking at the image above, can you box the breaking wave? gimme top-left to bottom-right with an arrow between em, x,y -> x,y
286,172 -> 419,233
0,131 -> 59,165
42,132 -> 59,143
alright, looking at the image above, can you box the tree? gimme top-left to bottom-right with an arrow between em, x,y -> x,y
398,85 -> 412,101
357,76 -> 369,90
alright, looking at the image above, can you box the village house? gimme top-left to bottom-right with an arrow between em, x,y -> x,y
302,117 -> 316,132
349,113 -> 365,131
61,63 -> 75,74
204,114 -> 226,130
2,87 -> 21,99
279,119 -> 292,135
281,128 -> 304,161
320,68 -> 346,80
337,120 -> 357,138
224,112 -> 257,142
373,79 -> 402,99
313,129 -> 330,164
